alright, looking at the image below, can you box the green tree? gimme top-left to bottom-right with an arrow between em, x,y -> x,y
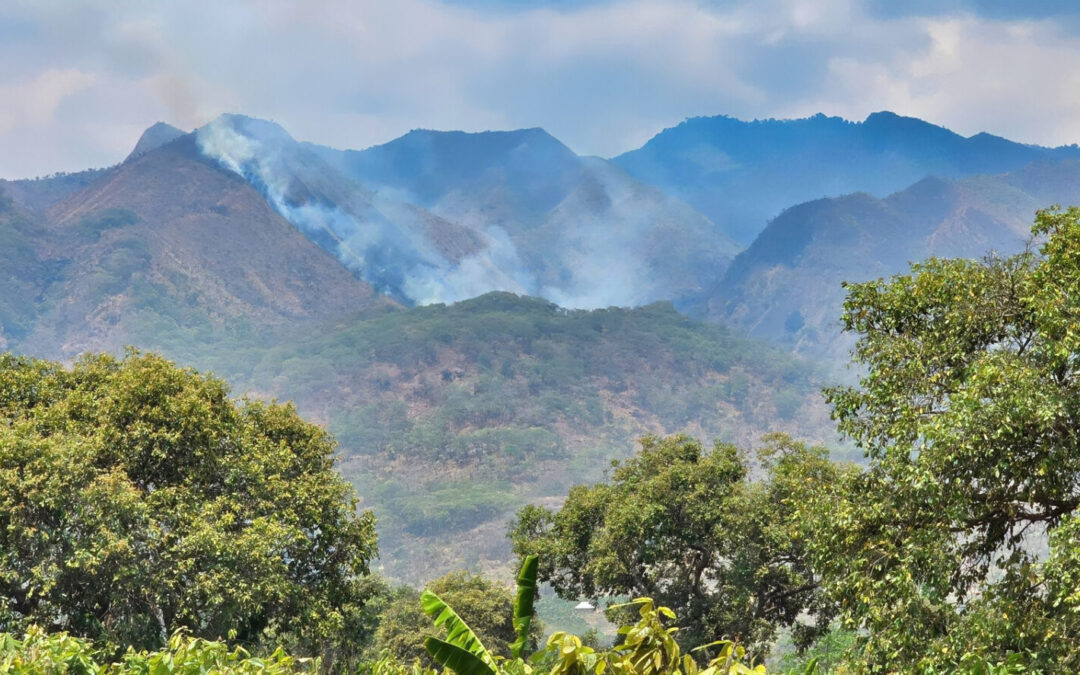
808,206 -> 1080,670
509,434 -> 840,659
372,571 -> 542,665
0,351 -> 378,666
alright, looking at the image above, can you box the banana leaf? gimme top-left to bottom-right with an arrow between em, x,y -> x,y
424,637 -> 497,675
421,589 -> 498,670
510,555 -> 539,658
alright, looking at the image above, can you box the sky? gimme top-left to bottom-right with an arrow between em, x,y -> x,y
3,0 -> 1080,178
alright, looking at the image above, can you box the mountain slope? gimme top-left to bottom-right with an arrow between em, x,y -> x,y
192,292 -> 835,581
615,111 -> 1080,245
0,191 -> 60,349
709,159 -> 1080,364
0,167 -> 113,215
194,116 -> 737,309
4,134 -> 388,358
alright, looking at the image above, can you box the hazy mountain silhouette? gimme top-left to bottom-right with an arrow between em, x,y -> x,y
615,111 -> 1080,245
709,158 -> 1080,364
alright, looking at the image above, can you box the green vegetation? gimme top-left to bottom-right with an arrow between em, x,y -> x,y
10,198 -> 1080,668
0,188 -> 832,583
0,351 -> 378,669
0,192 -> 63,343
236,294 -> 830,580
797,206 -> 1080,670
371,570 -> 542,665
28,281 -> 826,581
503,208 -> 1080,671
370,559 -> 765,675
3,581 -> 764,674
510,435 -> 842,661
0,627 -> 315,673
256,294 -> 820,469
77,208 -> 139,241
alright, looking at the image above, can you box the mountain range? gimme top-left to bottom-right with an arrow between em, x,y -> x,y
193,114 -> 737,309
709,160 -> 1080,362
3,109 -> 1079,579
614,111 -> 1080,246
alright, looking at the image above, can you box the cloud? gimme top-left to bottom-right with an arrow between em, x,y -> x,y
0,68 -> 97,134
0,0 -> 1078,178
782,15 -> 1080,146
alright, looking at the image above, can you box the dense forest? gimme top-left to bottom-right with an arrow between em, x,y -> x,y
4,206 -> 1080,672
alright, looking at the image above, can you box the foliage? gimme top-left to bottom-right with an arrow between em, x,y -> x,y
774,627 -> 854,674
417,556 -> 541,675
77,208 -> 139,241
373,570 -> 543,665
511,556 -> 540,658
0,625 -> 314,673
510,435 -> 843,659
370,597 -> 764,675
6,264 -> 829,582
806,206 -> 1080,670
0,197 -> 63,343
422,587 -> 500,675
0,351 -> 378,667
278,294 -> 820,470
288,293 -> 826,582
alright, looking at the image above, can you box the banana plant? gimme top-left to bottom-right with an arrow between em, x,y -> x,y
511,554 -> 539,659
421,555 -> 540,675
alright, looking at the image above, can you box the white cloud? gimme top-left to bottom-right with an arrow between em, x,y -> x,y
788,15 -> 1080,146
0,68 -> 97,134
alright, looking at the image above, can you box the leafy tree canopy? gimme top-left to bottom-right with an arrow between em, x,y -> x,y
509,434 -> 843,659
0,350 -> 378,665
373,570 -> 543,665
809,206 -> 1080,669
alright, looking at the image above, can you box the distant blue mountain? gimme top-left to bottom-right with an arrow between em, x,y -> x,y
706,157 -> 1080,364
614,111 -> 1080,245
194,116 -> 738,309
330,128 -> 582,214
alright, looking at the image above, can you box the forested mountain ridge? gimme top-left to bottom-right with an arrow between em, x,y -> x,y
5,110 -> 1079,581
614,111 -> 1080,245
155,292 -> 834,581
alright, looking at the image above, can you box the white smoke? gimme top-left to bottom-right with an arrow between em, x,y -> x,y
194,116 -> 728,310
195,115 -> 537,305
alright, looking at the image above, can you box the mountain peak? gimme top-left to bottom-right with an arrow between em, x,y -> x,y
200,114 -> 296,147
860,111 -> 960,141
345,125 -> 581,201
862,110 -> 903,123
614,110 -> 1080,246
391,126 -> 572,157
125,122 -> 186,162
